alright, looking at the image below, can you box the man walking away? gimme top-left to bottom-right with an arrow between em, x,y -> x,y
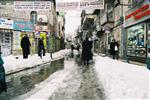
38,37 -> 45,58
21,34 -> 31,59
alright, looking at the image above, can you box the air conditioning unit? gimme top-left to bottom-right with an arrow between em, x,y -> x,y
37,15 -> 48,23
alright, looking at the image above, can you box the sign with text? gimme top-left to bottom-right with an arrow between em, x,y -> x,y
14,1 -> 51,11
0,18 -> 13,29
56,0 -> 104,11
14,21 -> 34,32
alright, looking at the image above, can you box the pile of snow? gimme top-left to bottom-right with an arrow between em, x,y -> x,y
94,56 -> 150,100
3,49 -> 70,74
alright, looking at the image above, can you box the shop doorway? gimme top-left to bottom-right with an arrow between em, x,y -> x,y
0,30 -> 12,56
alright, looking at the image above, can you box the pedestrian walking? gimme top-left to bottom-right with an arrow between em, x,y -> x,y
38,37 -> 45,58
82,37 -> 93,65
71,43 -> 74,52
114,41 -> 119,59
110,39 -> 119,59
76,43 -> 80,52
21,34 -> 31,59
0,52 -> 7,93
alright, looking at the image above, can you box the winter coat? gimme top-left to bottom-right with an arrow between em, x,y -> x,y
38,38 -> 45,49
82,39 -> 93,61
110,42 -> 119,55
0,54 -> 7,93
21,36 -> 31,55
0,53 -> 4,65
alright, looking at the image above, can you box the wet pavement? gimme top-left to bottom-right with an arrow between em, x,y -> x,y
49,52 -> 106,100
0,59 -> 64,100
0,51 -> 106,100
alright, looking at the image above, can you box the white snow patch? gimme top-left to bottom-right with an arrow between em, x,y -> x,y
94,56 -> 150,100
3,49 -> 70,74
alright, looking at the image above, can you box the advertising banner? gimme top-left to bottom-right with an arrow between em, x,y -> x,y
13,31 -> 21,50
0,18 -> 13,29
14,1 -> 51,11
56,0 -> 104,11
14,21 -> 34,32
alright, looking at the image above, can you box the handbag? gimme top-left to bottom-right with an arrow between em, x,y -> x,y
115,45 -> 118,51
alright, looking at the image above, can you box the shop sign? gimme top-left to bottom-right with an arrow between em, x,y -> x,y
14,1 -> 51,11
0,18 -> 13,29
35,25 -> 48,31
125,4 -> 150,20
14,21 -> 34,32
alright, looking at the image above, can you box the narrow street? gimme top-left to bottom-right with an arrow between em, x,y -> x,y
0,51 -> 106,100
49,52 -> 106,100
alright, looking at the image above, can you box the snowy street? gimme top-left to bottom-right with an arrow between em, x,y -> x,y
0,50 -> 149,100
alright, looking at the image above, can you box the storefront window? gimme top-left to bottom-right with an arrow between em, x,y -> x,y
147,23 -> 150,54
127,24 -> 146,57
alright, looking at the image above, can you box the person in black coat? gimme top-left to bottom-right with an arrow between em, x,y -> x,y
21,34 -> 31,59
110,39 -> 119,59
38,37 -> 45,57
82,37 -> 93,65
0,52 -> 7,93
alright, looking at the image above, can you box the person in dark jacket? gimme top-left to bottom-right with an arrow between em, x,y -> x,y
38,37 -> 45,57
21,34 -> 31,59
110,39 -> 119,59
82,37 -> 93,65
76,43 -> 80,52
0,52 -> 7,93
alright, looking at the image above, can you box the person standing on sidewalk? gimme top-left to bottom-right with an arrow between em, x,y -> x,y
110,39 -> 119,59
0,52 -> 7,93
114,40 -> 119,59
38,37 -> 45,57
21,34 -> 31,59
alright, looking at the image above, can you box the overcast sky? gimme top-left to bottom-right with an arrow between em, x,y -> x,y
56,0 -> 81,35
65,11 -> 81,35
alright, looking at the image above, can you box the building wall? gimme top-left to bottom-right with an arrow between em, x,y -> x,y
0,0 -> 58,56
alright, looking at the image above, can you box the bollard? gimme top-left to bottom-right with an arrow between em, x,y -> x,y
146,54 -> 150,70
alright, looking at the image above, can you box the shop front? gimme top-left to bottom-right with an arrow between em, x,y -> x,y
0,18 -> 13,57
125,0 -> 150,63
13,20 -> 35,55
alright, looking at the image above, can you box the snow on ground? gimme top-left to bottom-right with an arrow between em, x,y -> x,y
94,56 -> 150,100
3,49 -> 70,74
18,57 -> 77,100
2,49 -> 150,100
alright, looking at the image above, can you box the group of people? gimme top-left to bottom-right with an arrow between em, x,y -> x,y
71,36 -> 93,65
71,37 -> 119,65
71,43 -> 80,52
21,34 -> 45,59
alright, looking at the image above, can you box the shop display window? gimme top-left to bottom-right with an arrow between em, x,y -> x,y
127,24 -> 146,57
147,23 -> 150,54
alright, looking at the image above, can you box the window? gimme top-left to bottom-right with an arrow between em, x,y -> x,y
127,24 -> 146,57
147,22 -> 150,53
30,11 -> 37,24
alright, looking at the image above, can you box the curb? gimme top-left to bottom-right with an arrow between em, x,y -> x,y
6,55 -> 65,76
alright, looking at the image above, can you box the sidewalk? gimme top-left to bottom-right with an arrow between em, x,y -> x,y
3,49 -> 70,75
94,55 -> 150,100
97,53 -> 146,67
